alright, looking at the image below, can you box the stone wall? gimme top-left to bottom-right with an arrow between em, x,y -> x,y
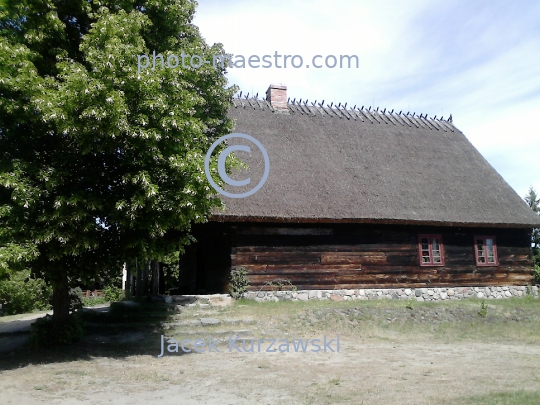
242,286 -> 539,302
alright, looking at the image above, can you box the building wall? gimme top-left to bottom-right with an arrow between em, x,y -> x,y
229,223 -> 533,290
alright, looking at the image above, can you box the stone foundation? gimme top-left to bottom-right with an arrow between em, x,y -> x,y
243,286 -> 539,302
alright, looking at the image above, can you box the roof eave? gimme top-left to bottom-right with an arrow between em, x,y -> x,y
209,215 -> 540,229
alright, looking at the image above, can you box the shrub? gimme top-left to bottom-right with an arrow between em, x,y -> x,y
229,267 -> 249,299
29,313 -> 85,347
69,287 -> 84,312
103,285 -> 124,302
0,271 -> 52,315
478,300 -> 488,318
534,264 -> 540,284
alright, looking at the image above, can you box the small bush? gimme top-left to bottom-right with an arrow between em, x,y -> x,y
229,267 -> 250,299
534,264 -> 540,284
30,314 -> 85,347
478,300 -> 488,318
69,287 -> 84,312
103,284 -> 124,302
0,271 -> 52,315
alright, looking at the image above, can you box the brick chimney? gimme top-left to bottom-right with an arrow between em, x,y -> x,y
266,84 -> 287,110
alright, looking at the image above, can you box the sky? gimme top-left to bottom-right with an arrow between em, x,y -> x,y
193,0 -> 540,201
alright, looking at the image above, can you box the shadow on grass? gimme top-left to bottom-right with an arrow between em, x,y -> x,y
0,299 -> 189,371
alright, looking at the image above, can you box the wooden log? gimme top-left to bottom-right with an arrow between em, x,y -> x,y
320,252 -> 384,264
236,227 -> 334,235
242,264 -> 362,272
232,244 -> 417,253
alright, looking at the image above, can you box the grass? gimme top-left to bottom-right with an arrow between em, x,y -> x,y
450,390 -> 540,405
222,297 -> 540,341
0,309 -> 51,323
1,295 -> 540,404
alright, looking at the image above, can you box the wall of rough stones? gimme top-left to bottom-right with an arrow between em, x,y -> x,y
242,286 -> 539,302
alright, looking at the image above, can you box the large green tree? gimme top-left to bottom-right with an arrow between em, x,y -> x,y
0,0 -> 234,324
525,187 -> 540,269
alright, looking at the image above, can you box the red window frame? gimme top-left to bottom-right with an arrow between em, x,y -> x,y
418,235 -> 444,266
474,236 -> 499,266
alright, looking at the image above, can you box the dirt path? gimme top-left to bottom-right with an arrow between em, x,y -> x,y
0,312 -> 53,334
1,338 -> 539,404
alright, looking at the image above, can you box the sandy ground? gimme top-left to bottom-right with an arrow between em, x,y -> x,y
1,301 -> 540,404
0,312 -> 53,334
1,338 -> 539,405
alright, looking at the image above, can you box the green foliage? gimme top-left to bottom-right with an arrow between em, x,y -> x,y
525,187 -> 540,249
524,188 -> 540,283
0,0 -> 236,321
478,300 -> 488,318
29,313 -> 85,347
525,186 -> 540,213
0,270 -> 51,315
161,250 -> 181,292
532,248 -> 540,270
103,284 -> 124,302
81,296 -> 109,306
229,267 -> 250,299
69,287 -> 84,312
453,390 -> 540,405
405,297 -> 416,310
534,265 -> 540,284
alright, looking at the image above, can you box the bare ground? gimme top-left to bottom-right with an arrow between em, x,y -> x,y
1,299 -> 539,405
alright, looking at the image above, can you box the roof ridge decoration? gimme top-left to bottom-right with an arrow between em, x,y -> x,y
231,95 -> 457,132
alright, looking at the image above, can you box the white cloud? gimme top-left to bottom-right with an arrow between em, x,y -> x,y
194,0 -> 540,199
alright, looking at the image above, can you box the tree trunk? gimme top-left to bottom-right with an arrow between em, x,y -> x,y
51,270 -> 70,325
136,258 -> 142,297
143,261 -> 149,295
124,262 -> 132,299
158,262 -> 165,295
151,260 -> 159,295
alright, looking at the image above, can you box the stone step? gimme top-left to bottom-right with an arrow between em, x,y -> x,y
182,303 -> 213,309
223,319 -> 257,325
200,318 -> 220,326
162,318 -> 257,329
167,294 -> 232,307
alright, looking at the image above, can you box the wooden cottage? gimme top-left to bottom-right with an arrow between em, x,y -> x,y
178,84 -> 540,294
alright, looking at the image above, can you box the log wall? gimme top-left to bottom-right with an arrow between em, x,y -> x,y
229,224 -> 534,290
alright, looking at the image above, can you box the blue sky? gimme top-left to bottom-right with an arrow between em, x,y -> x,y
194,0 -> 540,199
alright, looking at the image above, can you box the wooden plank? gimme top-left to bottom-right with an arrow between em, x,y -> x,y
236,227 -> 334,236
234,252 -> 322,265
321,253 -> 386,265
228,224 -> 535,289
499,254 -> 530,263
233,244 -> 417,253
243,264 -> 363,272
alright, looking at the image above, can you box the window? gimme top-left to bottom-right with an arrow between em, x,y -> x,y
474,236 -> 498,266
418,235 -> 444,266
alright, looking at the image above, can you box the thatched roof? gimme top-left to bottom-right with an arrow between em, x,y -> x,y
209,96 -> 540,228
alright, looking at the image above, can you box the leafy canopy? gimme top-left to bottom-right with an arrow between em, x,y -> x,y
0,0 -> 235,285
